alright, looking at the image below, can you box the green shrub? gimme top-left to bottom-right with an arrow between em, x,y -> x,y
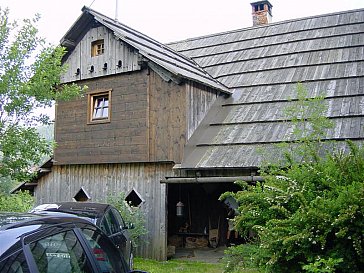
0,190 -> 34,212
108,193 -> 148,248
225,142 -> 364,273
302,257 -> 344,273
222,244 -> 259,273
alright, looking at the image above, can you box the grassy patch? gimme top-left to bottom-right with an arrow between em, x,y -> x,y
134,258 -> 260,273
134,258 -> 224,273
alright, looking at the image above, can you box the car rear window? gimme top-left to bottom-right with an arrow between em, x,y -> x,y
29,230 -> 93,273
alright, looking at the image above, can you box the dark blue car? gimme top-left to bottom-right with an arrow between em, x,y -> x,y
0,212 -> 147,273
30,202 -> 134,269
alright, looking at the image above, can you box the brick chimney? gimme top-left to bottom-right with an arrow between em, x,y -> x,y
251,1 -> 273,26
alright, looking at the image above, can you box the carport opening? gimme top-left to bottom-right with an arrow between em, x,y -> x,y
167,182 -> 242,251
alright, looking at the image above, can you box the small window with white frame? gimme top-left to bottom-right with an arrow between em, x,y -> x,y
87,89 -> 112,124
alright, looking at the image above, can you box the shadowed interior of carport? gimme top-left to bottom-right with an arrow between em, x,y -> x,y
167,182 -> 241,252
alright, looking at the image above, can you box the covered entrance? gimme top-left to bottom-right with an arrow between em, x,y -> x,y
166,182 -> 241,254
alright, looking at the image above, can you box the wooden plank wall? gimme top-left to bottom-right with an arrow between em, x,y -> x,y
34,162 -> 173,261
55,71 -> 149,165
186,82 -> 219,139
147,71 -> 220,163
61,26 -> 141,83
147,70 -> 187,163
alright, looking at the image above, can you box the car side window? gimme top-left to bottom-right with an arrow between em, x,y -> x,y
81,228 -> 125,273
111,208 -> 126,230
102,210 -> 121,235
100,216 -> 112,236
29,230 -> 93,273
0,249 -> 29,273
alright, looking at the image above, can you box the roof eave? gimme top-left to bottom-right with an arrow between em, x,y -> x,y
87,8 -> 232,94
59,7 -> 95,49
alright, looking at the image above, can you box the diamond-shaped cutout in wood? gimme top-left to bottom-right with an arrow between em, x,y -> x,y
74,187 -> 91,202
125,188 -> 144,207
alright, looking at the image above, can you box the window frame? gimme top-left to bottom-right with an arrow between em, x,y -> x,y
91,39 -> 105,57
87,89 -> 112,124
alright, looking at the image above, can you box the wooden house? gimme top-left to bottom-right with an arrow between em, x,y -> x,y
32,6 -> 230,260
20,2 -> 364,260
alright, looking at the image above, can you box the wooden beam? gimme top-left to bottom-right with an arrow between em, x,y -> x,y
160,176 -> 264,183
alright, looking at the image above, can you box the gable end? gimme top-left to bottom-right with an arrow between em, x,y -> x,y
61,26 -> 142,83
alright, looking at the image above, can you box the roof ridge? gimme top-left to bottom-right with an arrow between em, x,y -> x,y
167,7 -> 364,46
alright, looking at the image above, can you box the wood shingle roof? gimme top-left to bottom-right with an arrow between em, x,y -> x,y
168,8 -> 364,169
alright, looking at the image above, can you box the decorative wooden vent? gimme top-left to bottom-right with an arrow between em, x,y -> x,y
74,187 -> 91,202
125,188 -> 144,207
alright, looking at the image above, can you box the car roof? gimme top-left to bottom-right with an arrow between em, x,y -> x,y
0,212 -> 41,228
0,211 -> 94,230
31,202 -> 111,218
31,210 -> 97,224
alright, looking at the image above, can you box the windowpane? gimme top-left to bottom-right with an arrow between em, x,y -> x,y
0,249 -> 30,273
106,210 -> 121,234
30,230 -> 93,273
102,108 -> 108,117
96,44 -> 104,55
111,208 -> 126,229
100,210 -> 120,236
81,228 -> 125,273
92,96 -> 109,119
100,217 -> 112,236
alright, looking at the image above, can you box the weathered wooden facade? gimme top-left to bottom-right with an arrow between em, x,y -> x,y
19,2 -> 364,261
31,7 -> 226,260
34,163 -> 172,259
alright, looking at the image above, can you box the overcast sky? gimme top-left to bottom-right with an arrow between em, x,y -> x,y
1,0 -> 363,44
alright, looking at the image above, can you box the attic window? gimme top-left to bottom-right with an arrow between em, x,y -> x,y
91,39 -> 105,57
87,89 -> 112,124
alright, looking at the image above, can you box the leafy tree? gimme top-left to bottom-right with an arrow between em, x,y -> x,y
0,7 -> 84,184
221,84 -> 364,272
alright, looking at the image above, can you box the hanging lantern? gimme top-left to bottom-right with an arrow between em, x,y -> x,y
176,201 -> 184,217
